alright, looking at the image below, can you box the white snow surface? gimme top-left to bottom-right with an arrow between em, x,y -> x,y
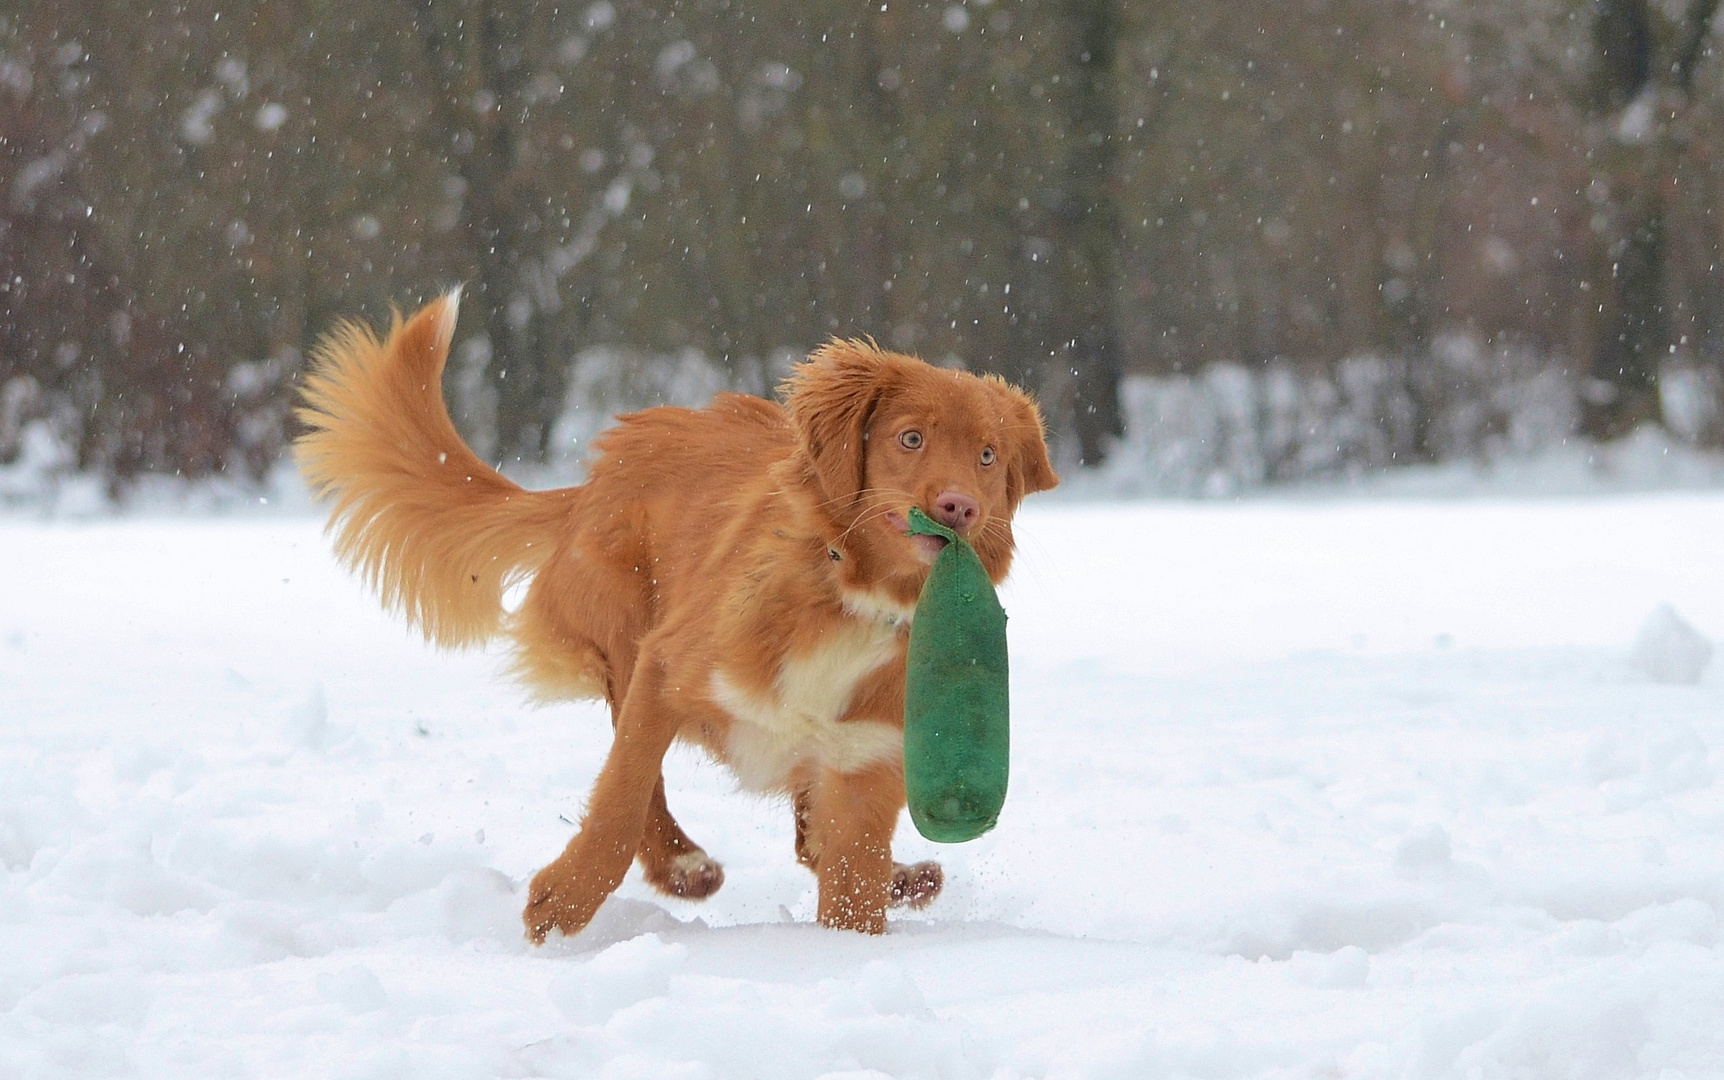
3,497 -> 1724,1079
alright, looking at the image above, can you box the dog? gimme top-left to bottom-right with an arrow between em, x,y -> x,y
295,291 -> 1057,940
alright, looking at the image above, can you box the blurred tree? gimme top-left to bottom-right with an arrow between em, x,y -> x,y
8,0 -> 1724,494
412,0 -> 583,461
1580,0 -> 1720,438
1,1 -> 265,483
1045,0 -> 1126,464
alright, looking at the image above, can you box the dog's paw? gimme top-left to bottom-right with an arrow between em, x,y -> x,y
523,878 -> 578,944
889,860 -> 943,909
524,862 -> 610,944
646,850 -> 726,900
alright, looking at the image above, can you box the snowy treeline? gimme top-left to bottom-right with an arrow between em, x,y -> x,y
7,0 -> 1724,488
12,338 -> 1724,511
1099,343 -> 1724,496
532,336 -> 1724,495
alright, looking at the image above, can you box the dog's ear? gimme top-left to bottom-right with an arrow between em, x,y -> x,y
783,339 -> 891,507
999,384 -> 1059,507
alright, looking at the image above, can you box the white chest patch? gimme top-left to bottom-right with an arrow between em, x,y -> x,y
710,616 -> 905,792
841,587 -> 915,628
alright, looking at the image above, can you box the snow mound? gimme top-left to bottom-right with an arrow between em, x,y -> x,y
1629,603 -> 1714,684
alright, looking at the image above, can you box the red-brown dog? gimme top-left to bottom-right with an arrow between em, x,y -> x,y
296,292 -> 1057,940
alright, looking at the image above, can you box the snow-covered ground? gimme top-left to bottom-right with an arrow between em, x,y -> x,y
3,496 -> 1723,1078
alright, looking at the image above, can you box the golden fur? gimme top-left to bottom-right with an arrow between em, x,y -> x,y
296,292 -> 1057,940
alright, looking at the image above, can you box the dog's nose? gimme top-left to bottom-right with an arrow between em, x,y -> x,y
932,491 -> 980,533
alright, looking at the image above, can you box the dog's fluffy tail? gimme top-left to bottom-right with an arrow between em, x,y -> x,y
296,290 -> 574,649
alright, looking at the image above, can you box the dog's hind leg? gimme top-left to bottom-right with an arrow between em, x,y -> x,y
524,647 -> 689,942
793,787 -> 819,869
637,776 -> 725,899
524,640 -> 741,942
604,645 -> 724,902
888,858 -> 943,909
515,572 -> 723,903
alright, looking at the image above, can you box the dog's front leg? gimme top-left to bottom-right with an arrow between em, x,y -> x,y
795,785 -> 943,912
524,654 -> 680,944
805,763 -> 905,934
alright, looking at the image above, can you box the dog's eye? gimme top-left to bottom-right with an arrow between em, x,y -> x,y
898,430 -> 924,450
980,446 -> 996,466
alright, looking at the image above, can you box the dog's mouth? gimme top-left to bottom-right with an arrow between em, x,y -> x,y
885,510 -> 950,564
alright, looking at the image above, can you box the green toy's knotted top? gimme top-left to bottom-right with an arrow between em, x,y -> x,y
902,506 -> 1010,843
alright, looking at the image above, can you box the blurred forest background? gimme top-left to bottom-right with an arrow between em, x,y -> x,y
5,0 -> 1724,496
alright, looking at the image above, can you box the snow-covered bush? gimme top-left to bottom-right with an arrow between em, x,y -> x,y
1091,335 -> 1605,496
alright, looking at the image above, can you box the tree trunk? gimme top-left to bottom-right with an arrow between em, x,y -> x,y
412,0 -> 561,464
1579,0 -> 1719,438
1587,188 -> 1668,438
1052,0 -> 1125,466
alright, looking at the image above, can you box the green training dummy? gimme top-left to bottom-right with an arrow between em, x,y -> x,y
902,506 -> 1010,843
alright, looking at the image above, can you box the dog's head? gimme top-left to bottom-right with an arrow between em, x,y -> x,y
783,339 -> 1057,606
